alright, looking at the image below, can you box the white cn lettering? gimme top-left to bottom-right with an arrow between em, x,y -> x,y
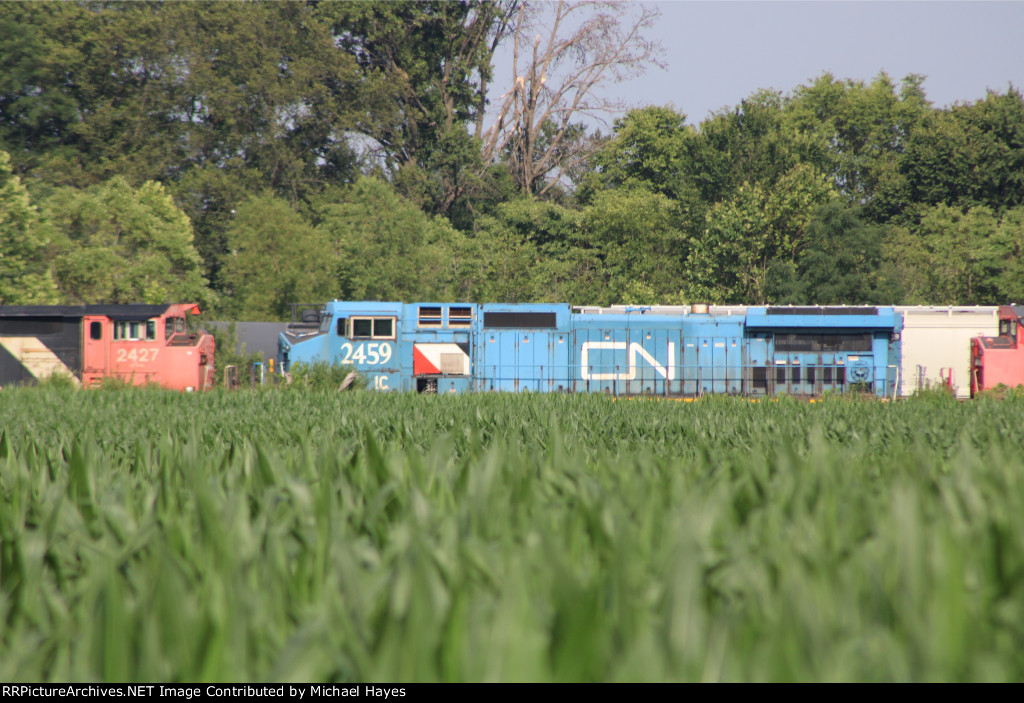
580,341 -> 675,381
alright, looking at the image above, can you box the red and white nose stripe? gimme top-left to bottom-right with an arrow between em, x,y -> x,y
413,343 -> 470,376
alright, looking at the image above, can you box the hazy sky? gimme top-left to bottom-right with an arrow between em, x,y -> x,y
493,1 -> 1024,128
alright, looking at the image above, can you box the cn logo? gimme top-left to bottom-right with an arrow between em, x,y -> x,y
580,341 -> 676,381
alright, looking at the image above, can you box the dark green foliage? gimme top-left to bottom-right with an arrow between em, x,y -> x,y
766,201 -> 892,304
784,72 -> 930,221
581,106 -> 693,201
883,204 -> 1024,304
220,193 -> 332,321
317,0 -> 513,216
899,88 -> 1024,218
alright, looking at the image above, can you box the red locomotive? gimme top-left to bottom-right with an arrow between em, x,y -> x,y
970,305 -> 1024,396
0,303 -> 214,391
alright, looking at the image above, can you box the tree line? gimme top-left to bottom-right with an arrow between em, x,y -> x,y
1,1 -> 1022,319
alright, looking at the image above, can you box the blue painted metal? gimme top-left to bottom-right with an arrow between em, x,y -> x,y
475,303 -> 570,392
278,302 -> 904,397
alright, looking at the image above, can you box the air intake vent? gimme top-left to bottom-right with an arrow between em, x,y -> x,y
448,306 -> 473,328
483,312 -> 557,329
418,306 -> 442,328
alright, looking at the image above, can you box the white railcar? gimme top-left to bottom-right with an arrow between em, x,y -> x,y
895,306 -> 999,399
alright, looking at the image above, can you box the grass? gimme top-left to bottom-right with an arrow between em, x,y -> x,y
1,388 -> 1023,682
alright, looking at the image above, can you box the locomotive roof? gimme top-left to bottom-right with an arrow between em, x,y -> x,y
0,304 -> 173,321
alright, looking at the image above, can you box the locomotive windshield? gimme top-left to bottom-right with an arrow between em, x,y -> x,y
164,317 -> 186,339
998,319 -> 1017,343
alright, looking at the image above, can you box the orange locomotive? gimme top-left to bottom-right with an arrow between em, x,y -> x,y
0,303 -> 214,391
971,305 -> 1024,396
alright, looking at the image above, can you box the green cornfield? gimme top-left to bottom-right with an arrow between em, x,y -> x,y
1,388 -> 1023,682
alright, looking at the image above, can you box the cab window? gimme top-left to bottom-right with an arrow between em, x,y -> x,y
114,320 -> 157,341
350,317 -> 395,339
352,318 -> 372,337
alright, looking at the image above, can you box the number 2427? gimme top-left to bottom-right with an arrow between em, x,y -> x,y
116,348 -> 159,363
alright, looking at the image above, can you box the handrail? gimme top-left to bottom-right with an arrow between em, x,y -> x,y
462,360 -> 897,396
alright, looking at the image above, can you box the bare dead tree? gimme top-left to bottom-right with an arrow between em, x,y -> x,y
481,0 -> 664,197
471,1 -> 521,142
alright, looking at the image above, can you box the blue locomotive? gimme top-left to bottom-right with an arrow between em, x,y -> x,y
278,302 -> 902,397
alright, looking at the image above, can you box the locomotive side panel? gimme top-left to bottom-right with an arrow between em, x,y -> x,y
410,302 -> 473,393
573,313 -> 625,394
571,312 -> 673,395
683,315 -> 744,396
628,325 -> 679,396
0,314 -> 83,386
477,304 -> 569,392
281,302 -> 402,391
101,307 -> 213,390
106,317 -> 170,387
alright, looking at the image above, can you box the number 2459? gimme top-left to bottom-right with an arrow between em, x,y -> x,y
339,342 -> 392,365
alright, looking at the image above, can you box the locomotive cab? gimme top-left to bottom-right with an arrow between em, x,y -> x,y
971,306 -> 1024,396
83,303 -> 214,391
279,301 -> 402,391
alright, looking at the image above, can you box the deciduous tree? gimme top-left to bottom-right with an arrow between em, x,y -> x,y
219,194 -> 333,320
315,178 -> 475,302
0,151 -> 60,304
882,204 -> 1022,305
45,178 -> 212,306
765,201 -> 891,304
783,72 -> 930,221
897,88 -> 1024,220
579,105 -> 694,201
580,188 -> 686,304
687,164 -> 836,303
